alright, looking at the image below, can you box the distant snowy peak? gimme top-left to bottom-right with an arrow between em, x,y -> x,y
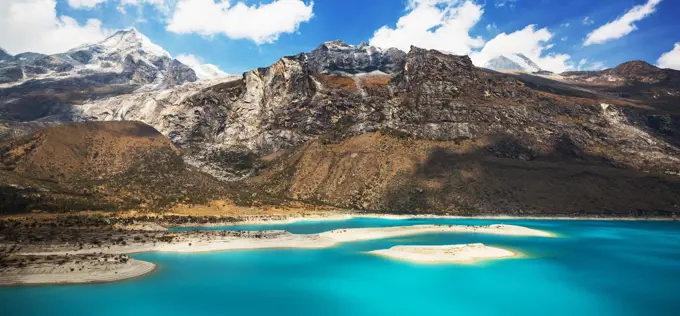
485,53 -> 542,73
0,28 -> 197,88
66,28 -> 173,70
485,56 -> 524,72
92,28 -> 171,59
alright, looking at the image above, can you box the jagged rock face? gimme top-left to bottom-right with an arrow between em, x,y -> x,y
388,48 -> 540,141
306,40 -> 406,74
0,29 -> 197,122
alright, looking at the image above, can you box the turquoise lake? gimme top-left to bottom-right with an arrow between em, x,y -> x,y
2,218 -> 680,315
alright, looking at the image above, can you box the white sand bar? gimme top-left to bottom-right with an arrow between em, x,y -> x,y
369,244 -> 517,263
0,259 -> 156,286
319,224 -> 554,242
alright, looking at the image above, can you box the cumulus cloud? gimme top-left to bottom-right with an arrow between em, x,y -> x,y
176,53 -> 229,79
166,0 -> 314,44
470,25 -> 573,73
369,1 -> 573,73
67,0 -> 108,9
369,0 -> 484,55
584,0 -> 661,46
0,0 -> 110,54
657,43 -> 680,70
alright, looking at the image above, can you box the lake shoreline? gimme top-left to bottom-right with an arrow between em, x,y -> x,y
166,213 -> 678,229
0,223 -> 554,286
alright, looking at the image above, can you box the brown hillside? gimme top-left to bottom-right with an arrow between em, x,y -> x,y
1,121 -> 180,182
249,132 -> 680,217
0,121 -> 267,213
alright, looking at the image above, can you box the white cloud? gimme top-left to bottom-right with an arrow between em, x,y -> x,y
486,23 -> 498,32
584,0 -> 661,46
583,16 -> 594,25
657,43 -> 680,70
561,22 -> 570,28
470,25 -> 573,73
0,0 -> 110,54
577,58 -> 606,71
560,36 -> 568,42
166,0 -> 314,44
369,0 -> 484,55
176,53 -> 229,79
67,0 -> 108,9
369,1 -> 573,73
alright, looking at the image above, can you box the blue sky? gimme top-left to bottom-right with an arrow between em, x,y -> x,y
2,0 -> 680,74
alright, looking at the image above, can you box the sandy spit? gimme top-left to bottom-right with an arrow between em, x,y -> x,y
0,259 -> 156,286
319,224 -> 555,242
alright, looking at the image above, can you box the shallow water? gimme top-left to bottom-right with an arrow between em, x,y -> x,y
2,219 -> 680,315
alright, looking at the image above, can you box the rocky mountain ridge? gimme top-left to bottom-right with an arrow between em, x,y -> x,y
1,35 -> 679,215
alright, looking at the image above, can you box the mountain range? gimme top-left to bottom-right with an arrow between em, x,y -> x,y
1,30 -> 679,217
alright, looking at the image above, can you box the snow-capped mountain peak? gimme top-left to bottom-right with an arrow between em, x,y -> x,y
485,53 -> 543,73
96,28 -> 171,59
0,28 -> 197,89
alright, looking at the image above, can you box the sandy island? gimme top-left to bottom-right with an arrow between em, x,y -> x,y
369,244 -> 518,264
1,223 -> 553,285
